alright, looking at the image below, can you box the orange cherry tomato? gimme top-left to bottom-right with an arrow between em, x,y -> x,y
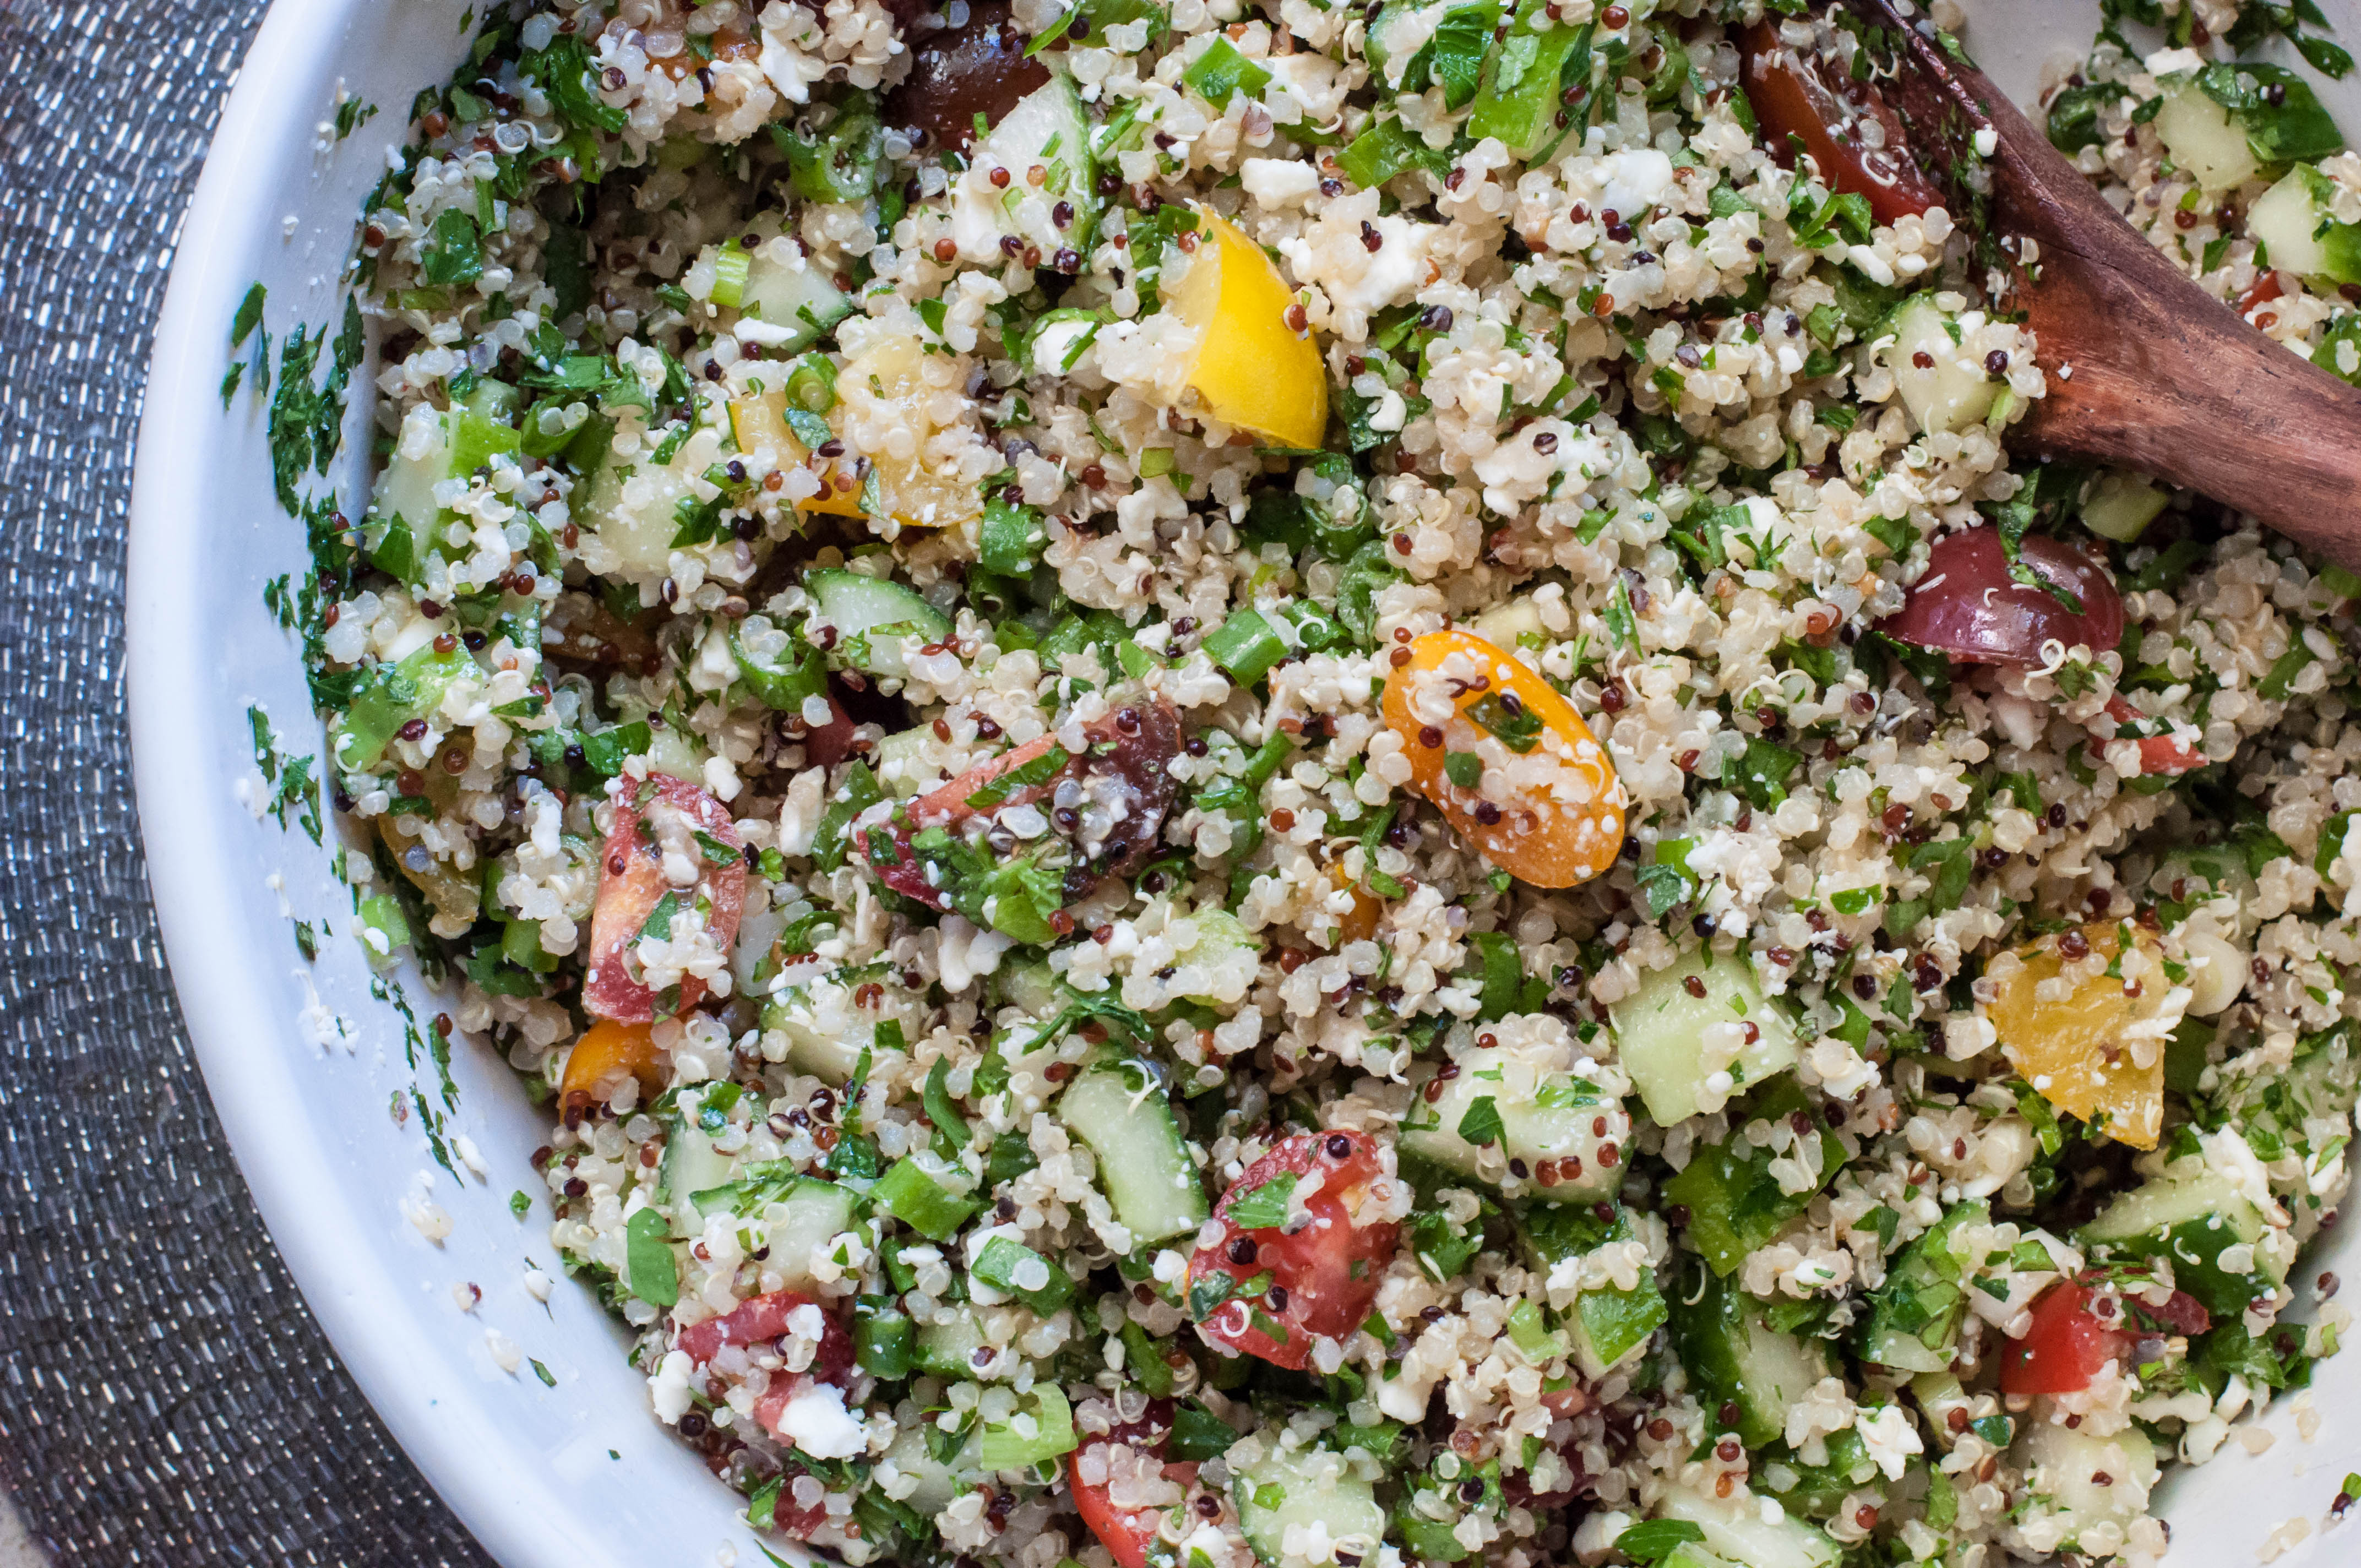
1380,630 -> 1626,889
1984,922 -> 2168,1150
558,1018 -> 665,1122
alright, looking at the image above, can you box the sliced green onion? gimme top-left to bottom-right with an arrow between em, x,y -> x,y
711,242 -> 751,310
1203,607 -> 1287,684
784,352 -> 838,413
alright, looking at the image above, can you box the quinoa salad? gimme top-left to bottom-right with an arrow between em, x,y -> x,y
280,0 -> 2361,1562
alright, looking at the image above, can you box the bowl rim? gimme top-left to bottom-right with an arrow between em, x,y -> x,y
122,4 -> 2360,1566
126,6 -> 632,1565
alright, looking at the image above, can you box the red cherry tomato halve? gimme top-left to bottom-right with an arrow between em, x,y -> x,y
2102,695 -> 2204,776
1878,525 -> 2126,667
1999,1283 -> 2132,1395
583,774 -> 747,1023
1736,21 -> 1946,229
1185,1130 -> 1400,1371
863,700 -> 1183,907
1069,1402 -> 1192,1568
677,1289 -> 855,1384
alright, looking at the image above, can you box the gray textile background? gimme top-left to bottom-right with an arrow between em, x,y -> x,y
0,2 -> 495,1562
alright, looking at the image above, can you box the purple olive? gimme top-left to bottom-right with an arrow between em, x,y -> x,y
882,1 -> 1049,156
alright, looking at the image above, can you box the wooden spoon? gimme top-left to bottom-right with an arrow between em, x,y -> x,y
1778,2 -> 2361,571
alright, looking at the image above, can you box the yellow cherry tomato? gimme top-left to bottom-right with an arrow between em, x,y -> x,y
1984,922 -> 2167,1150
730,333 -> 979,529
559,1019 -> 664,1121
1168,208 -> 1327,450
728,390 -> 862,518
1380,630 -> 1627,889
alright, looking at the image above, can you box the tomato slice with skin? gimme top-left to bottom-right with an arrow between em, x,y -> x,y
1184,1130 -> 1401,1370
863,700 -> 1181,907
677,1289 -> 855,1383
1736,20 -> 1946,228
2101,694 -> 2203,776
1068,1400 -> 1202,1568
1999,1283 -> 2132,1395
583,773 -> 747,1023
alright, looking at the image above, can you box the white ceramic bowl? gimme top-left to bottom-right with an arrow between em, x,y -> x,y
126,3 -> 2361,1565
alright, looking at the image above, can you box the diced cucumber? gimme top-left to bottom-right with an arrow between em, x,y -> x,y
916,1306 -> 990,1378
1663,1546 -> 1740,1568
1468,595 -> 1546,653
1883,295 -> 1998,435
869,725 -> 939,801
1655,1480 -> 1840,1568
365,405 -> 523,582
1400,1045 -> 1629,1205
992,959 -> 1063,1018
759,965 -> 919,1083
2010,1421 -> 2158,1551
756,1177 -> 862,1288
2157,63 -> 2343,187
1666,1261 -> 1833,1449
2078,472 -> 2169,544
2077,1168 -> 2280,1317
2246,166 -> 2361,285
1055,1050 -> 1208,1248
1858,1200 -> 1985,1374
1611,946 -> 1799,1125
660,1088 -> 741,1237
803,568 -> 954,680
882,1422 -> 975,1519
950,71 -> 1098,262
2155,79 -> 2262,192
737,247 -> 852,351
578,424 -> 718,581
1230,1442 -> 1387,1568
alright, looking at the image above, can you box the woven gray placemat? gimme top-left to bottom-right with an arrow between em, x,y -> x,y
0,3 -> 496,1562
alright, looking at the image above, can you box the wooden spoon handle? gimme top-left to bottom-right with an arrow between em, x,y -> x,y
1854,0 -> 2361,573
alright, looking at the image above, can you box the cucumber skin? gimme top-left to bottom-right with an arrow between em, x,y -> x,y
2076,1171 -> 2278,1317
1666,1260 -> 1832,1450
1662,1079 -> 1845,1277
